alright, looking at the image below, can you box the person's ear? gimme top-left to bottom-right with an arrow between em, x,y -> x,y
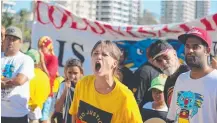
113,60 -> 118,69
205,47 -> 211,56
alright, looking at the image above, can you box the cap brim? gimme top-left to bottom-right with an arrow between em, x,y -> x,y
152,49 -> 170,60
6,34 -> 21,40
178,33 -> 201,45
148,86 -> 164,92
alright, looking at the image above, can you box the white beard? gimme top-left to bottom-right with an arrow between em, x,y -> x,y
162,66 -> 177,76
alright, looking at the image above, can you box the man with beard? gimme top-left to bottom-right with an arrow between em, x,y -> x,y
148,40 -> 189,107
167,27 -> 217,123
134,47 -> 162,110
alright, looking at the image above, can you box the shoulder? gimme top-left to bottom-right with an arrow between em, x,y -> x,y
59,81 -> 66,89
34,68 -> 49,80
211,69 -> 217,75
175,71 -> 190,85
207,69 -> 217,80
76,75 -> 95,88
143,102 -> 152,109
137,63 -> 160,75
180,64 -> 190,72
115,78 -> 135,99
121,67 -> 133,74
18,52 -> 34,63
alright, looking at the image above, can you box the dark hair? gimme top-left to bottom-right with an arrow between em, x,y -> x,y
187,35 -> 208,48
64,58 -> 83,74
148,40 -> 174,59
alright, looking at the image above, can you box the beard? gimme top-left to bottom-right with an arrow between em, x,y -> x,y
185,55 -> 203,68
162,66 -> 177,76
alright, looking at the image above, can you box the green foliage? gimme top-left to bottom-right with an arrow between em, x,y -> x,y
1,12 -> 14,28
2,9 -> 32,51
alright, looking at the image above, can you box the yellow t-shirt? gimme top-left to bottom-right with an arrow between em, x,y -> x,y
53,76 -> 64,93
69,75 -> 142,123
28,68 -> 50,110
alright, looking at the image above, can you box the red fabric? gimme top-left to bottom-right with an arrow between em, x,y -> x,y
178,27 -> 212,48
44,53 -> 58,96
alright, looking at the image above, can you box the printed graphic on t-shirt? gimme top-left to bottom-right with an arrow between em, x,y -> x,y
1,64 -> 15,99
175,91 -> 204,123
2,64 -> 15,78
77,101 -> 113,123
167,86 -> 174,107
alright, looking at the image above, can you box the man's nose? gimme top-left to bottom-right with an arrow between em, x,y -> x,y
186,47 -> 194,54
159,59 -> 168,67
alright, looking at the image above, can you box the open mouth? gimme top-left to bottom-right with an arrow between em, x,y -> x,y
95,62 -> 101,72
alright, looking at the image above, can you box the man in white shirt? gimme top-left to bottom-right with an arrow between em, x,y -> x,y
1,26 -> 35,123
167,27 -> 217,123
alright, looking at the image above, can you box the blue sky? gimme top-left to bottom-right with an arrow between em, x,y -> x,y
14,0 -> 217,16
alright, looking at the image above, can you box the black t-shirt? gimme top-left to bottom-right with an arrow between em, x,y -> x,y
120,66 -> 134,89
141,108 -> 167,122
134,62 -> 162,109
164,65 -> 190,107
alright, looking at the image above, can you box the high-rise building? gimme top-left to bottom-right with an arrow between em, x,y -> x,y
54,0 -> 97,20
42,0 -> 140,25
195,0 -> 210,19
161,1 -> 196,24
129,0 -> 140,25
161,1 -> 211,24
2,1 -> 16,15
96,0 -> 140,25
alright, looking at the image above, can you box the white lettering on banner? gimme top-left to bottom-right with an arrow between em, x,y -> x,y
32,1 -> 217,75
187,29 -> 202,35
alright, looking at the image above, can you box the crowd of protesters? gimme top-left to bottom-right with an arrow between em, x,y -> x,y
1,25 -> 217,123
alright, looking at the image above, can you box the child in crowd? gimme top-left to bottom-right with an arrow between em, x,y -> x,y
142,74 -> 168,122
54,58 -> 83,123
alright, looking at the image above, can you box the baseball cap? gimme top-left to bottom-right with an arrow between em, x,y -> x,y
25,49 -> 40,64
149,40 -> 174,60
178,27 -> 211,48
148,74 -> 167,91
5,26 -> 22,40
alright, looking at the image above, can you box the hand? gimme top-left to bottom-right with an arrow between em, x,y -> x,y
1,77 -> 13,89
211,57 -> 217,69
65,80 -> 71,88
51,117 -> 56,123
